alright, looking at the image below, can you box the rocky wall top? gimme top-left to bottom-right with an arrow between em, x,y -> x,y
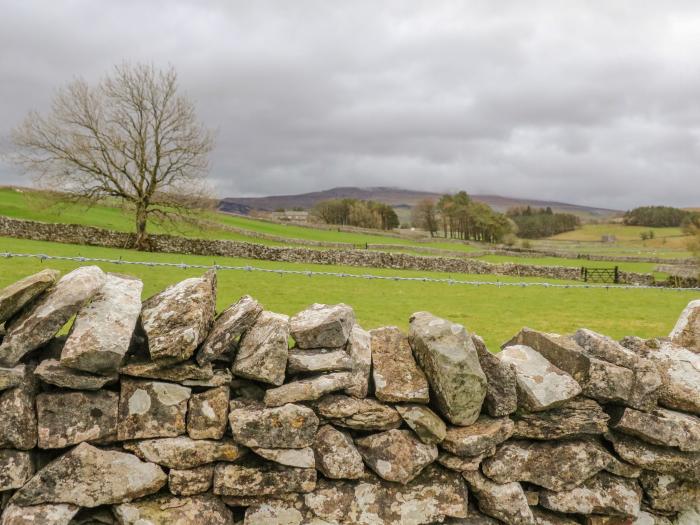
0,267 -> 698,524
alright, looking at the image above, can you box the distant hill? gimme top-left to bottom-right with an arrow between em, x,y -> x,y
219,186 -> 621,219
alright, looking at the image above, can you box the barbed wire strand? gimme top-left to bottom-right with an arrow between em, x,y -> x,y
1,251 -> 699,292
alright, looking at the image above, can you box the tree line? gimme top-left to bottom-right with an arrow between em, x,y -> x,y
412,192 -> 513,243
505,206 -> 580,239
623,206 -> 698,228
312,199 -> 400,230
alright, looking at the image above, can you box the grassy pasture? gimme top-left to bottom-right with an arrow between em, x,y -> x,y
0,236 -> 696,350
479,254 -> 662,277
0,187 -> 479,253
541,223 -> 693,258
0,188 -> 693,277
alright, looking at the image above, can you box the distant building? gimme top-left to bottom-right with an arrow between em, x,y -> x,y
271,210 -> 310,222
601,234 -> 617,243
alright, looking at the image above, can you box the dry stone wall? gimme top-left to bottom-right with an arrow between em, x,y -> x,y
0,216 -> 657,285
0,268 -> 699,524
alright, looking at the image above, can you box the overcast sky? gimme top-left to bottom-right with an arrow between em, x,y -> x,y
1,1 -> 699,209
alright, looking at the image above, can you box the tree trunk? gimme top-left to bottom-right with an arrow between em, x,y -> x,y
135,206 -> 149,250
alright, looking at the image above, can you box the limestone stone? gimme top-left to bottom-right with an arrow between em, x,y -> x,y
112,494 -> 234,525
473,334 -> 518,417
218,493 -> 301,509
0,266 -> 105,367
304,465 -> 468,524
511,330 -> 633,408
512,398 -> 610,440
675,509 -> 700,525
639,471 -> 700,512
437,448 -> 495,472
607,432 -> 700,482
498,345 -> 582,412
287,348 -> 353,375
252,447 -> 316,468
638,341 -> 700,415
119,359 -> 213,382
213,462 -> 317,496
531,508 -> 580,525
60,273 -> 142,374
355,429 -> 438,484
36,390 -> 118,449
242,497 -> 314,525
313,424 -> 364,479
314,394 -> 402,431
228,401 -> 319,448
168,464 -> 215,496
117,379 -> 191,440
583,357 -> 637,405
264,372 -> 354,407
611,407 -> 700,452
539,472 -> 642,518
512,328 -> 661,412
396,404 -> 447,445
0,268 -> 60,325
0,367 -> 37,450
0,450 -> 33,491
140,270 -> 216,362
449,503 -> 504,524
34,359 -> 117,390
442,416 -> 514,458
670,299 -> 700,353
122,436 -> 246,469
0,504 -> 79,525
12,442 -> 166,507
289,303 -> 355,349
232,311 -> 289,386
187,386 -> 229,440
409,312 -> 488,425
524,490 -> 539,506
370,326 -> 429,403
196,294 -> 263,365
183,368 -> 233,388
575,328 -> 643,368
0,364 -> 25,391
574,329 -> 661,411
604,455 -> 642,478
631,512 -> 674,525
344,324 -> 372,398
482,439 -> 613,491
462,469 -> 535,525
506,328 -> 591,384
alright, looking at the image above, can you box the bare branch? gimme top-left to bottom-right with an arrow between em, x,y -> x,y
11,62 -> 215,249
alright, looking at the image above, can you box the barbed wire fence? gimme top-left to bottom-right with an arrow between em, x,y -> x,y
2,251 -> 700,292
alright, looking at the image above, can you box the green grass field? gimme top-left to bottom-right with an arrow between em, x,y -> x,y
1,236 -> 696,350
0,187 -> 479,253
0,187 -> 694,280
539,223 -> 693,258
479,254 -> 662,277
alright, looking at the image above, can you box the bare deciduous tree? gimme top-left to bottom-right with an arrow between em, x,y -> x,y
411,198 -> 438,237
12,63 -> 214,250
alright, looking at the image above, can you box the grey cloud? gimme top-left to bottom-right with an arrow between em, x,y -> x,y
1,0 -> 700,209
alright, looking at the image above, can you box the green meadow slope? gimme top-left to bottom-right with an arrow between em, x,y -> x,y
0,236 -> 696,350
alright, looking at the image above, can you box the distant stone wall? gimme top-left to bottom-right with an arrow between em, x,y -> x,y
0,268 -> 698,524
202,219 -> 356,249
0,216 -> 658,286
488,246 -> 696,265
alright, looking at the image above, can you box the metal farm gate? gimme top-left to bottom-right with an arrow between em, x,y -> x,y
581,266 -> 620,284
